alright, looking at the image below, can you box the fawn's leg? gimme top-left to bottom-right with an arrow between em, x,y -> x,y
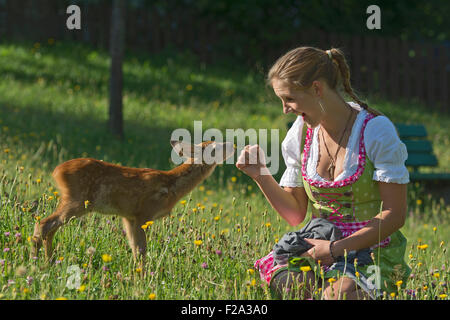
122,217 -> 147,264
31,201 -> 85,260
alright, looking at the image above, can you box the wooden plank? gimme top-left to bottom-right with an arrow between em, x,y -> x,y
376,37 -> 387,96
401,40 -> 412,101
395,124 -> 428,138
405,153 -> 438,167
410,172 -> 450,181
403,140 -> 433,153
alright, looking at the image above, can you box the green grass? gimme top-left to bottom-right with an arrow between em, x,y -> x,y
0,39 -> 448,300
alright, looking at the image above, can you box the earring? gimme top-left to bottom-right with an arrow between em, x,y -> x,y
318,100 -> 326,113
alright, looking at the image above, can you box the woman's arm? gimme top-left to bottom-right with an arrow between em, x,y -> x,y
236,144 -> 308,226
301,181 -> 407,264
254,175 -> 308,226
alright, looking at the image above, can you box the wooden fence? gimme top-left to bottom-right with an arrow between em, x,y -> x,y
0,1 -> 448,113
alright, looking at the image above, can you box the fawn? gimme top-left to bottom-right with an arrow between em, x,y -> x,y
31,140 -> 235,261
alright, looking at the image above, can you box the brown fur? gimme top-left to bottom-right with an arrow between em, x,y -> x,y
31,141 -> 234,261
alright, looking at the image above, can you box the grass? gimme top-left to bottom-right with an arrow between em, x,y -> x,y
0,39 -> 448,300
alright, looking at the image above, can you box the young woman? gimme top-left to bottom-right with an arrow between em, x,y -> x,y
236,47 -> 411,300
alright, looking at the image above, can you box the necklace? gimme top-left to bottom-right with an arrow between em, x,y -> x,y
320,105 -> 354,180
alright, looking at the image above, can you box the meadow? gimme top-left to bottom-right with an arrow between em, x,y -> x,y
0,39 -> 448,300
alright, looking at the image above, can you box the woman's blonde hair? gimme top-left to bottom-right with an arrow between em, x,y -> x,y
267,46 -> 382,116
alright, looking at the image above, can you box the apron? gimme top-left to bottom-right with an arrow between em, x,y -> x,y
255,112 -> 411,298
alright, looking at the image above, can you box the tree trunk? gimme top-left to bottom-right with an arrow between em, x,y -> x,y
108,0 -> 125,139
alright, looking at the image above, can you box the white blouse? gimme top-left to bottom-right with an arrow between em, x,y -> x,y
279,102 -> 410,188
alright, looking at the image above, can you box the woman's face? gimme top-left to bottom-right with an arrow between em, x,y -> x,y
272,78 -> 323,128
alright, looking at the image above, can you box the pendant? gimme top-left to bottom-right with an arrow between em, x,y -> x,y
328,164 -> 335,180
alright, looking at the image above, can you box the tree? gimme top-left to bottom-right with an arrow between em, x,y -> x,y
108,0 -> 126,139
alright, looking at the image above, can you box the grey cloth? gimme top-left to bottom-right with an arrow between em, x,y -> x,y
272,218 -> 379,299
273,218 -> 343,265
273,218 -> 372,267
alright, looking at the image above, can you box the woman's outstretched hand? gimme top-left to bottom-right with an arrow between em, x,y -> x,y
235,144 -> 270,180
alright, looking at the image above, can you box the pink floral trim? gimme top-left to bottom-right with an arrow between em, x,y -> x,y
301,112 -> 375,188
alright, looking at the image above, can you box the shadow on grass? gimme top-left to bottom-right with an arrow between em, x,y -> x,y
0,39 -> 274,110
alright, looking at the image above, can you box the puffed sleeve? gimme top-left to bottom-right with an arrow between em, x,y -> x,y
364,116 -> 410,184
279,116 -> 304,187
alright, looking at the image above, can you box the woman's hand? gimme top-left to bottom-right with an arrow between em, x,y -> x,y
300,239 -> 335,266
235,144 -> 270,180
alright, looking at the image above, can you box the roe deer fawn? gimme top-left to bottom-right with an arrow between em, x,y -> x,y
31,140 -> 235,261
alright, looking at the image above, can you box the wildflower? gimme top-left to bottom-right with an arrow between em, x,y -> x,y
4,232 -> 10,237
141,224 -> 149,230
390,292 -> 396,298
417,244 -> 428,250
23,288 -> 30,294
423,285 -> 428,290
433,227 -> 437,232
55,297 -> 67,300
186,84 -> 193,91
102,254 -> 112,263
199,186 -> 205,191
135,268 -> 142,273
180,200 -> 187,205
3,248 -> 10,253
86,247 -> 96,256
408,254 -> 413,259
194,240 -> 203,246
36,178 -> 41,184
355,271 -> 360,278
148,293 -> 156,300
265,222 -> 271,228
215,250 -> 222,256
214,216 -> 220,221
78,285 -> 86,292
201,262 -> 208,269
439,294 -> 447,299
84,200 -> 90,208
416,199 -> 422,205
433,273 -> 440,278
247,268 -> 255,275
328,277 -> 336,284
212,203 -> 218,208
396,280 -> 403,287
192,208 -> 197,213
300,266 -> 312,272
231,176 -> 237,182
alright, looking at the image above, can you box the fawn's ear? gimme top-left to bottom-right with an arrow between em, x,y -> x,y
171,140 -> 194,158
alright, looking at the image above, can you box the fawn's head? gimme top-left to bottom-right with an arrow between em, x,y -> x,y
171,140 -> 235,165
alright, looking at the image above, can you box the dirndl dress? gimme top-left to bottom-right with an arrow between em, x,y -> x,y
255,111 -> 411,299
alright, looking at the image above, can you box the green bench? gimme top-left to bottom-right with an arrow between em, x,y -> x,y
286,121 -> 450,182
395,124 -> 450,181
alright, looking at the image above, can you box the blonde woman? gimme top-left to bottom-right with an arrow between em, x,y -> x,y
236,47 -> 411,300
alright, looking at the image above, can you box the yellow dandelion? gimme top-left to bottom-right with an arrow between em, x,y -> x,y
58,256 -> 64,261
212,203 -> 218,208
206,190 -> 213,195
35,216 -> 41,221
417,244 -> 428,250
3,148 -> 10,153
214,215 -> 220,221
439,294 -> 447,299
417,262 -> 423,267
180,200 -> 187,205
355,271 -> 360,278
416,199 -> 422,205
433,227 -> 437,232
192,208 -> 197,213
78,285 -> 86,292
55,297 -> 67,300
194,240 -> 203,246
53,191 -> 59,196
250,279 -> 256,287
409,254 -> 413,259
101,254 -> 112,263
390,292 -> 396,298
148,293 -> 156,300
328,277 -> 336,284
82,263 -> 87,268
186,84 -> 193,91
47,196 -> 54,201
423,285 -> 428,290
199,185 -> 205,191
135,268 -> 142,273
265,222 -> 271,228
247,268 -> 255,275
84,200 -> 90,208
36,178 -> 41,184
141,224 -> 148,230
396,280 -> 403,287
23,288 -> 30,294
231,176 -> 237,182
300,266 -> 312,272
433,273 -> 440,278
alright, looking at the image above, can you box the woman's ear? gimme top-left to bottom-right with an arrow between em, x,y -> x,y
311,80 -> 324,98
